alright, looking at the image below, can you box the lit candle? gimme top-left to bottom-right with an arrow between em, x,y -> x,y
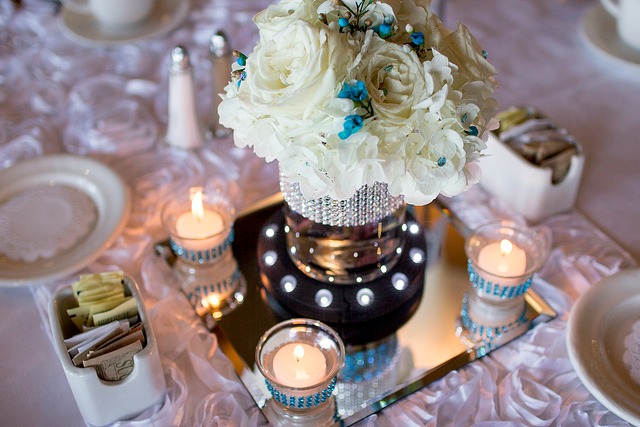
175,190 -> 224,239
170,189 -> 230,254
272,343 -> 327,388
477,239 -> 527,278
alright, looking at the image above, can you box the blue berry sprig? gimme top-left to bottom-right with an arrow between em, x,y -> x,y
337,80 -> 375,140
231,50 -> 247,87
403,25 -> 430,61
321,0 -> 396,39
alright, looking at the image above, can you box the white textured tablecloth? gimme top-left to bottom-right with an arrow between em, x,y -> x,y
1,0 -> 639,426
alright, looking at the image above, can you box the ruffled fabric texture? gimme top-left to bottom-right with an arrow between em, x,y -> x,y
10,0 -> 636,425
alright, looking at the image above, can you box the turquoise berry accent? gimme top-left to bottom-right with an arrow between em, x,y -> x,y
338,81 -> 368,102
482,50 -> 488,59
339,17 -> 349,28
237,57 -> 246,66
339,115 -> 364,140
378,23 -> 391,38
465,125 -> 479,136
410,32 -> 425,46
461,113 -> 468,123
437,157 -> 447,167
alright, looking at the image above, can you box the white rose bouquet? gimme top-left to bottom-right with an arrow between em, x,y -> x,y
218,0 -> 498,205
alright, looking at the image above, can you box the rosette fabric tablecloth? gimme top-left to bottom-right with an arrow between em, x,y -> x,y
1,0 -> 640,426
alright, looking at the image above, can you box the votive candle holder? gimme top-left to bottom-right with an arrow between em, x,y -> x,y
460,220 -> 548,348
256,318 -> 344,426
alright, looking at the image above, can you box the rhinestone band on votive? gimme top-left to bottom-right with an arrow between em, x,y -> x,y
265,377 -> 338,408
185,269 -> 240,307
467,260 -> 533,299
170,228 -> 234,264
460,293 -> 529,344
280,174 -> 404,227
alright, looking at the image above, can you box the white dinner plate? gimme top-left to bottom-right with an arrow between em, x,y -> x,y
58,0 -> 190,47
567,268 -> 640,426
579,3 -> 640,69
0,155 -> 130,287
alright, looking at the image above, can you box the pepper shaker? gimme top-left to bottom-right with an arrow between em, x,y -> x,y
209,31 -> 232,137
165,45 -> 206,150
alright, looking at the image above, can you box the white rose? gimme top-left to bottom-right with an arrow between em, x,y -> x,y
385,0 -> 449,48
245,20 -> 355,123
441,23 -> 496,91
254,0 -> 323,42
357,34 -> 426,125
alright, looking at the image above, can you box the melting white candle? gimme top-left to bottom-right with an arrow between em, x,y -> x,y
272,343 -> 327,388
175,190 -> 224,240
477,239 -> 527,278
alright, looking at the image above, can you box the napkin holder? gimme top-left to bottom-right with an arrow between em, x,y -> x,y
478,110 -> 584,223
49,276 -> 165,426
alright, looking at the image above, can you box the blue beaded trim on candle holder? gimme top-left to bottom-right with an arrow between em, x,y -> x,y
186,269 -> 240,307
170,228 -> 234,264
341,335 -> 398,382
459,292 -> 529,347
265,377 -> 337,409
467,260 -> 533,299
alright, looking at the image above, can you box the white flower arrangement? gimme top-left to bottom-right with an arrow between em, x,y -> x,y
218,0 -> 498,205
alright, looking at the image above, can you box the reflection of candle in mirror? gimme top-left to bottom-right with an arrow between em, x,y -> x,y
201,295 -> 220,309
175,190 -> 224,239
477,239 -> 526,277
272,343 -> 327,388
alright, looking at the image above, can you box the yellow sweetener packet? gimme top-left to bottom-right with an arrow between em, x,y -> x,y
93,298 -> 139,327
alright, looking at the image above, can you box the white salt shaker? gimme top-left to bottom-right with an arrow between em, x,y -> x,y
165,45 -> 206,150
208,31 -> 232,137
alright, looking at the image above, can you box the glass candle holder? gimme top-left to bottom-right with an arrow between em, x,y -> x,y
161,188 -> 235,266
161,187 -> 245,319
460,221 -> 548,348
256,319 -> 345,426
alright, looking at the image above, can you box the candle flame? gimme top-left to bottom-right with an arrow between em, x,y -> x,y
500,239 -> 513,256
191,189 -> 204,222
293,344 -> 305,363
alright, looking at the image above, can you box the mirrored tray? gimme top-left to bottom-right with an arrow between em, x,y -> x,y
186,194 -> 557,425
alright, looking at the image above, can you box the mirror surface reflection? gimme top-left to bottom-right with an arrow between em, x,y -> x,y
213,197 -> 556,425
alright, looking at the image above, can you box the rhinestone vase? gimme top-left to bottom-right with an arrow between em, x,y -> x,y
258,172 -> 427,345
280,173 -> 406,285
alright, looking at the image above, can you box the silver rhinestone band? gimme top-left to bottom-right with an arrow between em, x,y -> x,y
280,174 -> 404,227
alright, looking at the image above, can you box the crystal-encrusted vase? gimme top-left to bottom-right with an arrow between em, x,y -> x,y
280,173 -> 406,284
258,172 -> 426,345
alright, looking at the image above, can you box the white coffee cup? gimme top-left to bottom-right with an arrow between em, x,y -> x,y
61,0 -> 154,27
600,0 -> 640,51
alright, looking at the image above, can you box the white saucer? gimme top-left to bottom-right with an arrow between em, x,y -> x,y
0,155 -> 130,286
58,0 -> 190,46
579,3 -> 640,69
567,268 -> 640,426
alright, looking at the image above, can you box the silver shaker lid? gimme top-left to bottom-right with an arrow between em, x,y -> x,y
169,45 -> 191,72
209,31 -> 231,57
